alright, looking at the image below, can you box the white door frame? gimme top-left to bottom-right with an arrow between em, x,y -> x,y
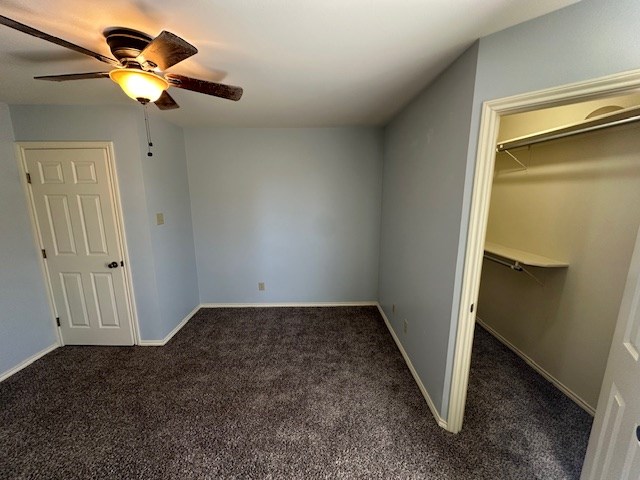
447,69 -> 640,434
16,141 -> 141,346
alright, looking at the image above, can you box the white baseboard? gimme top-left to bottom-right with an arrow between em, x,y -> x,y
1,303 -> 453,435
200,302 -> 378,308
376,304 -> 449,430
138,305 -> 201,346
0,305 -> 203,376
476,318 -> 595,416
0,343 -> 59,382
139,302 -> 377,346
201,302 -> 449,429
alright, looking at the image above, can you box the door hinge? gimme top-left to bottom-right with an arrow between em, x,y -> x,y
470,303 -> 475,313
26,172 -> 31,184
41,249 -> 47,259
120,260 -> 125,267
56,317 -> 60,327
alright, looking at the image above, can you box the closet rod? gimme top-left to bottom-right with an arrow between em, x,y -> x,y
497,105 -> 640,152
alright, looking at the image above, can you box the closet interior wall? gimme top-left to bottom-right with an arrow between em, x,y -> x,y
477,96 -> 640,412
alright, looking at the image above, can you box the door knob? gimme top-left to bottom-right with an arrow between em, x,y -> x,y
107,261 -> 119,269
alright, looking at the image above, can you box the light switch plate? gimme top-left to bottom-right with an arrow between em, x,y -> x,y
156,213 -> 164,225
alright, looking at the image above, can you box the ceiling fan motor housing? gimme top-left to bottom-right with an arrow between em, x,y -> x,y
104,27 -> 154,67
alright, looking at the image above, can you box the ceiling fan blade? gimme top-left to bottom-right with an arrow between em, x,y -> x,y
0,15 -> 119,66
34,72 -> 110,81
154,91 -> 180,110
165,74 -> 243,101
137,31 -> 197,71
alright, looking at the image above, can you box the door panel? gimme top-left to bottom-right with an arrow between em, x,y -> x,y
38,160 -> 64,184
60,272 -> 90,327
24,145 -> 134,345
71,161 -> 97,184
45,195 -> 76,254
582,226 -> 640,479
77,195 -> 108,255
91,273 -> 121,327
625,292 -> 640,357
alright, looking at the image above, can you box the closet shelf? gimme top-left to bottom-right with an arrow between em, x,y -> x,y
484,242 -> 569,268
496,104 -> 640,153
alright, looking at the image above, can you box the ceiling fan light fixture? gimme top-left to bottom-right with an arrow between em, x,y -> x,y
109,69 -> 168,103
1,16 -> 243,108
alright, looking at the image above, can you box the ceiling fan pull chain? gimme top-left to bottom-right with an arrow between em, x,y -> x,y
143,104 -> 153,157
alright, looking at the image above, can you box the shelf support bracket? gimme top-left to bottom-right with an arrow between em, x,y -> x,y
484,254 -> 543,285
499,148 -> 527,172
513,261 -> 543,286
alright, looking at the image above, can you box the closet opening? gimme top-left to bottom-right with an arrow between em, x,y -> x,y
448,70 -> 640,478
483,91 -> 640,474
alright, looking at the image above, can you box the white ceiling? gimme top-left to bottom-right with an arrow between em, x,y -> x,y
0,0 -> 579,127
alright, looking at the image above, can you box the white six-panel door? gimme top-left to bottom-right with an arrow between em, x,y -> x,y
582,225 -> 640,479
20,144 -> 135,345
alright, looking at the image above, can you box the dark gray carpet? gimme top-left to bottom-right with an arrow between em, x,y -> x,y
0,307 -> 592,479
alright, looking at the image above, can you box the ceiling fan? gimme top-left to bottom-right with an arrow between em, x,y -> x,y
0,15 -> 243,110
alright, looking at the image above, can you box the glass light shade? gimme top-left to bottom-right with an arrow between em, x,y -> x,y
109,69 -> 168,102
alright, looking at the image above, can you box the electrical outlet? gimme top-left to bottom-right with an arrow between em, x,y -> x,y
156,213 -> 164,225
258,282 -> 265,291
403,319 -> 408,334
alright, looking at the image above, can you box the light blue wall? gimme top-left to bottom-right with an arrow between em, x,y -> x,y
139,116 -> 199,337
444,0 -> 640,420
461,0 -> 640,217
185,127 -> 383,303
0,103 -> 57,375
474,0 -> 640,104
9,105 -> 198,341
378,43 -> 479,417
377,0 -> 640,422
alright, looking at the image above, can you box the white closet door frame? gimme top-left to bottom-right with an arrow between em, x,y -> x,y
448,69 -> 640,434
16,141 -> 141,346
